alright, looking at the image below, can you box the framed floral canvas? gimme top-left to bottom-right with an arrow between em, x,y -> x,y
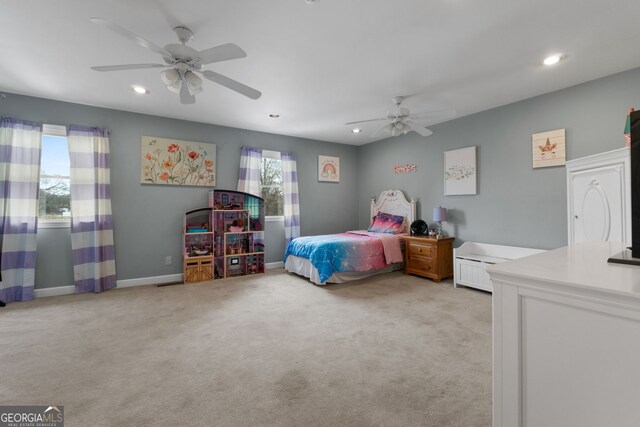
141,136 -> 216,186
444,146 -> 477,195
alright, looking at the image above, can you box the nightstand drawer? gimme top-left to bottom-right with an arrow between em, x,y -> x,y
400,236 -> 453,283
409,242 -> 434,257
408,255 -> 435,273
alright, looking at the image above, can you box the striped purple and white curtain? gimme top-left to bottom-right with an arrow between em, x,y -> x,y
67,125 -> 116,293
237,146 -> 262,197
281,152 -> 300,244
0,118 -> 42,303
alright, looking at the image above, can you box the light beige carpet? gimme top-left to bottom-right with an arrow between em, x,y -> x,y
0,270 -> 492,427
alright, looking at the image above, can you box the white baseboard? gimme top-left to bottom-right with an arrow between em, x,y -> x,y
34,273 -> 184,298
266,261 -> 284,270
117,273 -> 183,288
33,267 -> 285,299
34,285 -> 75,298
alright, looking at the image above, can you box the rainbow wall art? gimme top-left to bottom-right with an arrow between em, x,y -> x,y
318,155 -> 340,182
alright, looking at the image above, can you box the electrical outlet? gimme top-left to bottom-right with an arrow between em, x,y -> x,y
165,256 -> 172,265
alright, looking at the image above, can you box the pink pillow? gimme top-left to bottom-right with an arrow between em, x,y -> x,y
368,212 -> 405,234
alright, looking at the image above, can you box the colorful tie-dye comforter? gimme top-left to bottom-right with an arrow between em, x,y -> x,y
284,231 -> 404,284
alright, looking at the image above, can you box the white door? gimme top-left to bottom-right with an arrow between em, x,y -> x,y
569,165 -> 625,244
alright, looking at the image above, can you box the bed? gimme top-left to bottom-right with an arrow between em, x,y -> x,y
284,189 -> 416,285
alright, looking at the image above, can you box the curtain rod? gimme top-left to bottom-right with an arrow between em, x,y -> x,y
241,146 -> 297,159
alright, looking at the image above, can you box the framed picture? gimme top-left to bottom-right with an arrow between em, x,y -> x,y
444,146 -> 477,195
532,128 -> 566,168
141,136 -> 216,186
318,155 -> 340,183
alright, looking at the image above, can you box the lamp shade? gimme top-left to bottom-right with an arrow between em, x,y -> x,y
166,80 -> 182,94
185,71 -> 203,95
161,68 -> 182,94
160,68 -> 180,86
433,207 -> 447,222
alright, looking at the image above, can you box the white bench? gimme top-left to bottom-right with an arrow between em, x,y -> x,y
454,242 -> 546,292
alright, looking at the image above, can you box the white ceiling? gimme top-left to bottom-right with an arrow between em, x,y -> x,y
2,0 -> 639,145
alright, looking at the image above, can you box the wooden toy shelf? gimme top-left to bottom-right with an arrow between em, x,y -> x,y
180,189 -> 266,282
183,208 -> 215,283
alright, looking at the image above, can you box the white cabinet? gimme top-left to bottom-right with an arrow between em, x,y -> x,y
488,242 -> 640,427
454,242 -> 545,292
566,148 -> 630,245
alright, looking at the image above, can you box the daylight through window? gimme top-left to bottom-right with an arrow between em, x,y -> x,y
39,125 -> 70,224
260,152 -> 284,217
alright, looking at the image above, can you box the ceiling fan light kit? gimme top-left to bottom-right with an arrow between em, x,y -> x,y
346,96 -> 453,138
185,71 -> 203,94
160,68 -> 180,86
384,121 -> 410,137
90,18 -> 262,104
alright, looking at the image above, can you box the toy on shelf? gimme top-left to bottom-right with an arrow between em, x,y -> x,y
183,208 -> 214,283
625,108 -> 635,148
208,190 -> 265,279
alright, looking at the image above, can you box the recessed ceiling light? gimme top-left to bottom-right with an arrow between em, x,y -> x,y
305,0 -> 319,4
132,85 -> 148,94
543,54 -> 563,66
269,113 -> 280,118
352,128 -> 362,133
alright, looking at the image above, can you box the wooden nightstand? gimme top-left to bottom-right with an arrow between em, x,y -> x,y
401,236 -> 454,282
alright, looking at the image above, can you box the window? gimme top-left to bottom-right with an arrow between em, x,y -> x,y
39,125 -> 70,228
260,150 -> 284,218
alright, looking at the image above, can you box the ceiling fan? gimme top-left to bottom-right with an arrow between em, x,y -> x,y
346,96 -> 456,137
89,18 -> 261,104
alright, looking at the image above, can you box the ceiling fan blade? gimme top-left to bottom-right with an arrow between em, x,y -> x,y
199,43 -> 247,65
90,18 -> 172,58
371,123 -> 391,137
91,63 -> 167,72
405,120 -> 433,137
201,70 -> 261,100
180,79 -> 196,104
408,109 -> 457,123
345,117 -> 388,125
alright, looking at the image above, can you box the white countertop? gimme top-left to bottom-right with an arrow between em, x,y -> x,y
487,241 -> 640,299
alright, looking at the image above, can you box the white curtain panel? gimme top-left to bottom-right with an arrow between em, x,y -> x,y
237,146 -> 262,197
281,152 -> 300,244
67,125 -> 116,293
0,118 -> 42,303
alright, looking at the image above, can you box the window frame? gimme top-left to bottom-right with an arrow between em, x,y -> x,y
39,124 -> 71,229
261,150 -> 284,222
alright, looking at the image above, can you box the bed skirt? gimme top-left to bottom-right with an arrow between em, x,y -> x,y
284,255 -> 403,285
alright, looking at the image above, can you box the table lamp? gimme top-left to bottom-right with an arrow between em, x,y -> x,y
433,207 -> 447,238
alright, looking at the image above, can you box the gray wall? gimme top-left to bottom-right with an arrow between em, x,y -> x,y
4,66 -> 640,289
1,94 -> 359,289
357,67 -> 640,250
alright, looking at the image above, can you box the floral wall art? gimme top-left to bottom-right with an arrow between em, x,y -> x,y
141,136 -> 216,186
394,163 -> 417,174
444,146 -> 477,195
